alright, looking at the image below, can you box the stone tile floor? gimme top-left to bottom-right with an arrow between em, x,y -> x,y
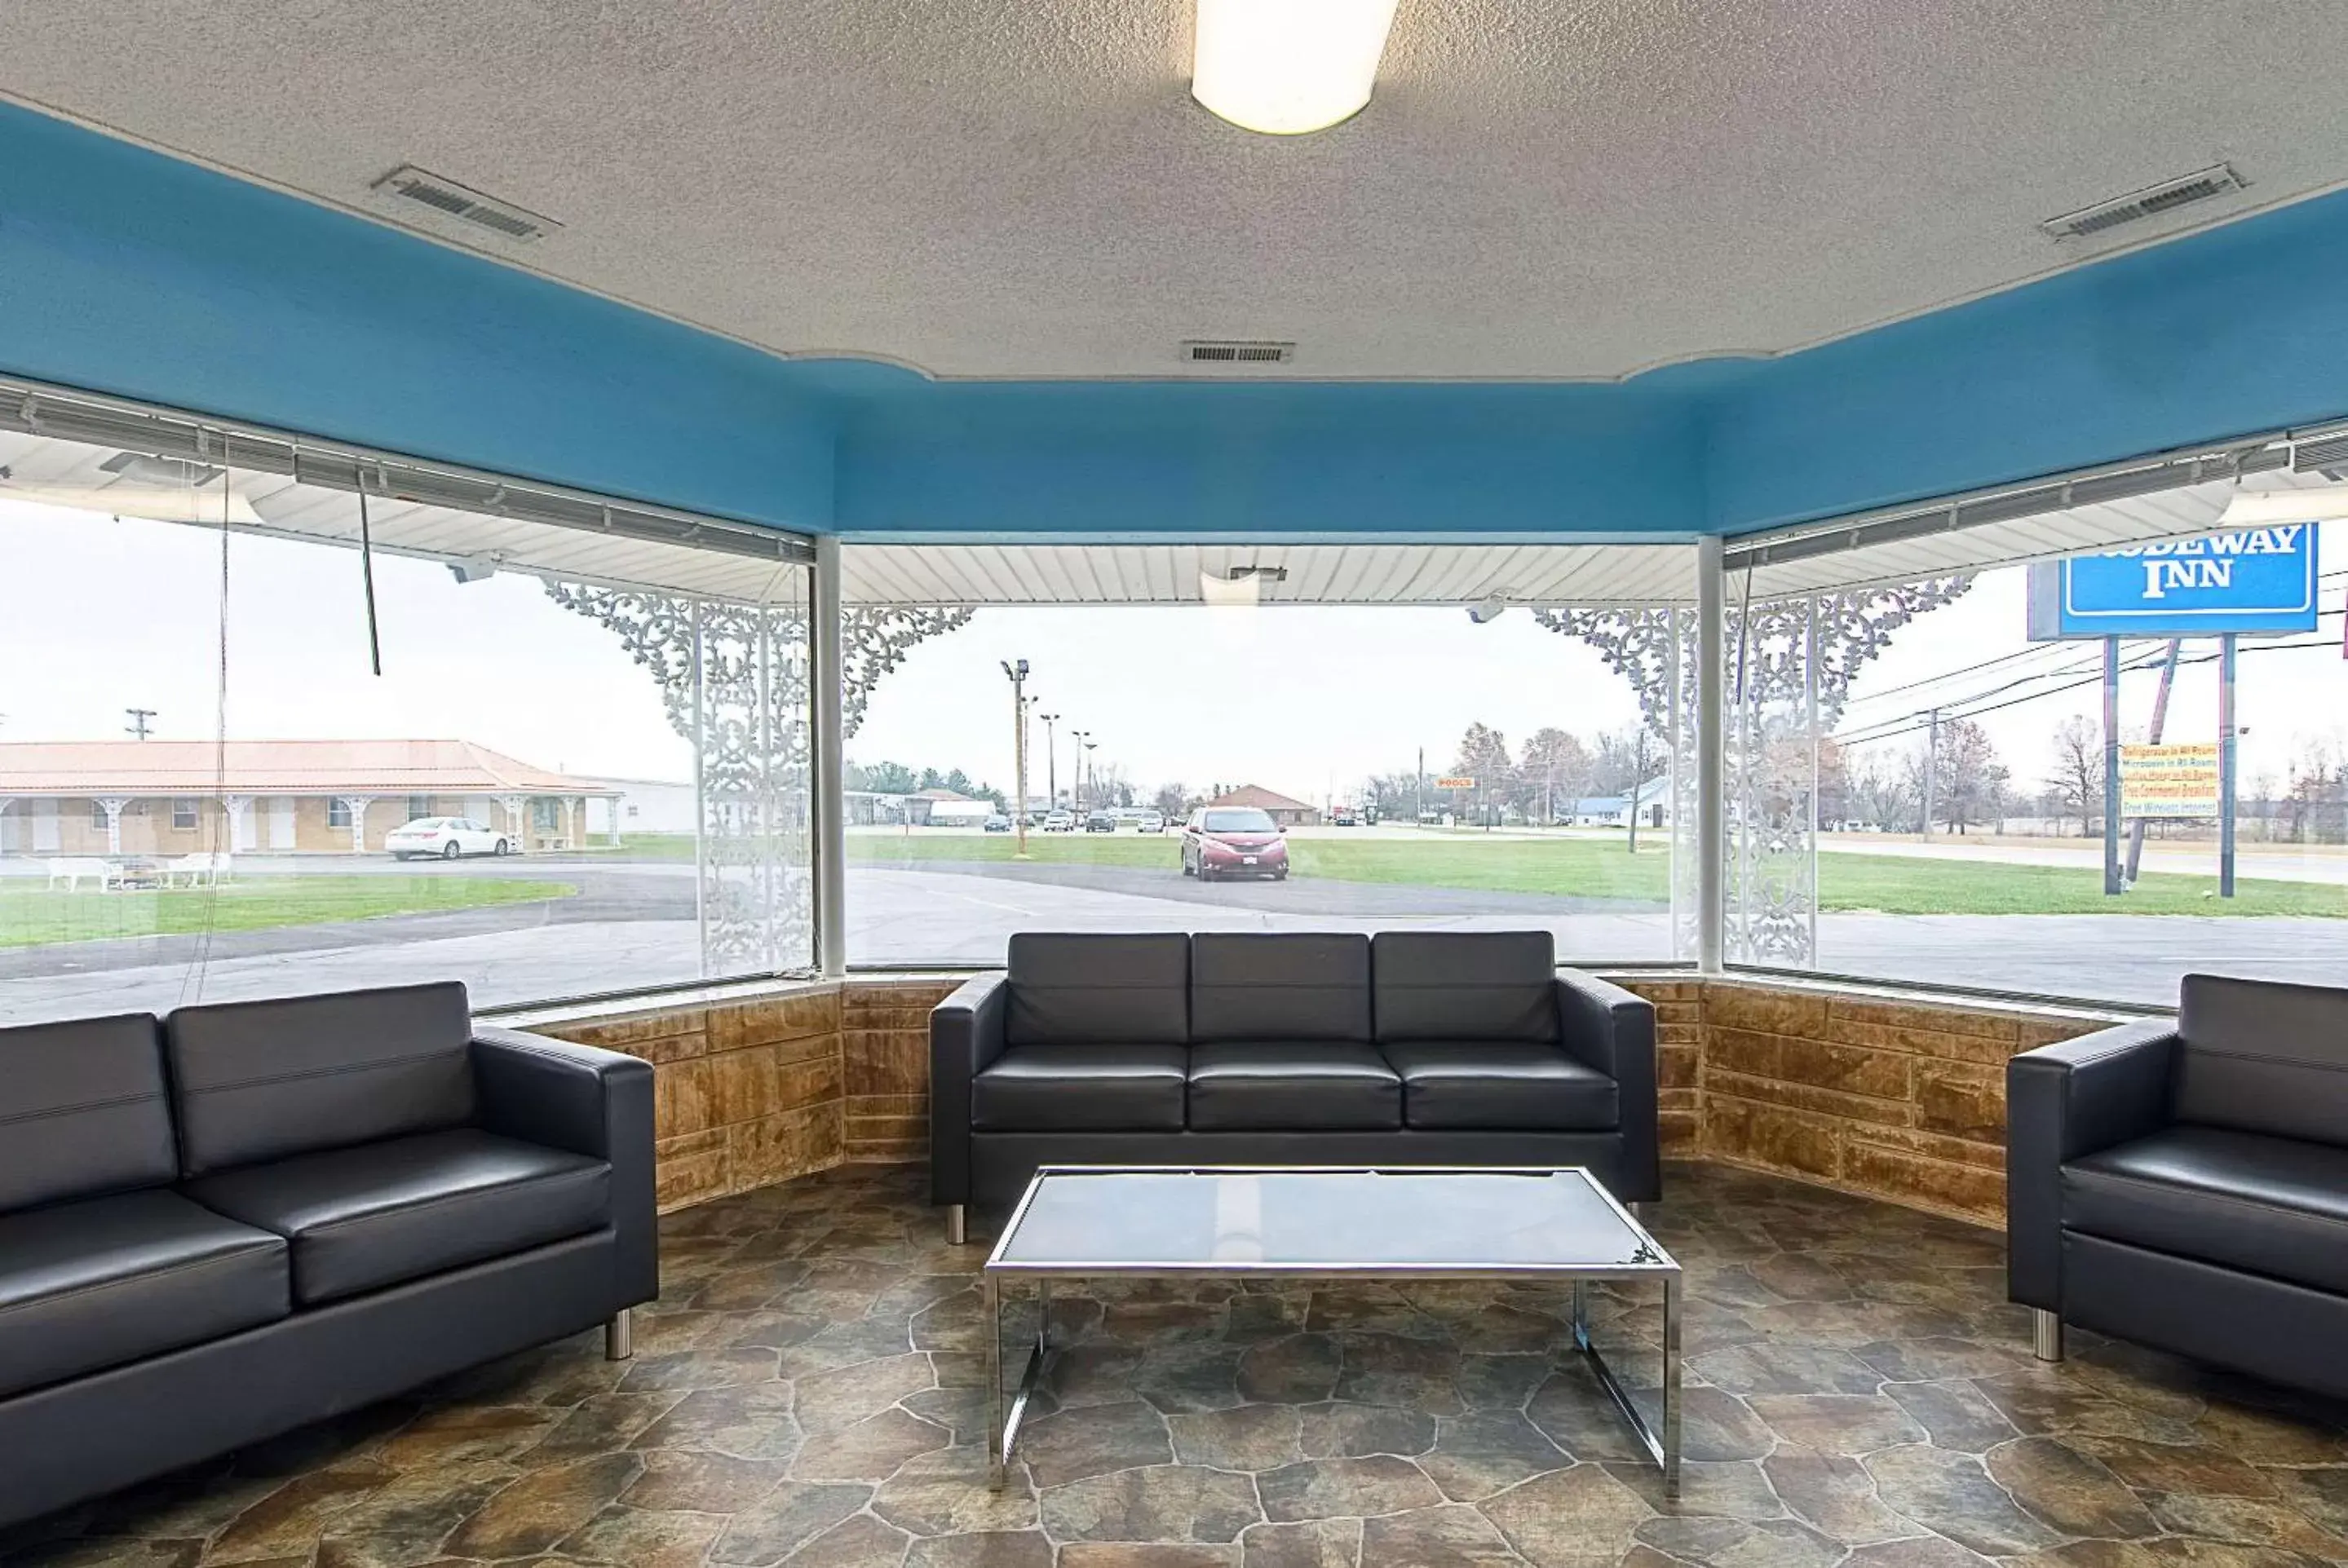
8,1161 -> 2348,1567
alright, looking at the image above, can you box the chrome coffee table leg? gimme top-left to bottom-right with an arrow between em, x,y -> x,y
988,1277 -> 1052,1491
1571,1274 -> 1683,1500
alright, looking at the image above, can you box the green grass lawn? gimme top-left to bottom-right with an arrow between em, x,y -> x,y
0,876 -> 579,950
837,829 -> 2345,918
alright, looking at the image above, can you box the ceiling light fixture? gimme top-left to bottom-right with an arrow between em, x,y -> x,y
1192,0 -> 1403,136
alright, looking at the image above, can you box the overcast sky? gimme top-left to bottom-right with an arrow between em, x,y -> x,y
1,497 -> 2339,809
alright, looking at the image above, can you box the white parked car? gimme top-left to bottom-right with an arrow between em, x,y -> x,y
387,816 -> 511,860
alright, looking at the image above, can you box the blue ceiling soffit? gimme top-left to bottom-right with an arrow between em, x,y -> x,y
4,99 -> 2346,541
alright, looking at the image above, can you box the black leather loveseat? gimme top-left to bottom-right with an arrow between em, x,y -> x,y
931,930 -> 1657,1239
0,981 -> 655,1528
2009,973 -> 2348,1395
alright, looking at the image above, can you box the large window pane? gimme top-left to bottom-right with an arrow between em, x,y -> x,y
0,417 -> 812,1023
1723,493 -> 2346,1006
842,546 -> 1698,968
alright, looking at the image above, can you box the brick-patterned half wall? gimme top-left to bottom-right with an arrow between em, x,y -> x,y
508,973 -> 2120,1224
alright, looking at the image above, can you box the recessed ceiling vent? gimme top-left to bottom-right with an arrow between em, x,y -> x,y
1183,339 -> 1297,366
370,166 -> 561,244
2041,164 -> 2246,242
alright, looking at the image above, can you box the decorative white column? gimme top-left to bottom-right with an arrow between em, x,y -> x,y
501,794 -> 530,850
560,797 -> 577,850
222,794 -> 252,853
0,797 -> 12,857
1696,537 -> 1726,972
97,797 -> 131,856
338,796 -> 375,855
812,534 -> 848,978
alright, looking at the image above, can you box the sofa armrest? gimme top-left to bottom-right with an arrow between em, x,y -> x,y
1555,971 -> 1660,1204
931,973 -> 1010,1208
471,1025 -> 657,1308
2006,1018 -> 2177,1310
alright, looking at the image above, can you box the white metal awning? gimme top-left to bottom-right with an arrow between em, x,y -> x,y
839,542 -> 1696,608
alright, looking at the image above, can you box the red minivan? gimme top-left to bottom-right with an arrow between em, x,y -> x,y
1181,806 -> 1289,881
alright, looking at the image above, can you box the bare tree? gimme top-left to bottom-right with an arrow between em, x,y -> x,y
2045,715 -> 2103,838
1452,723 -> 1514,824
1516,727 -> 1590,823
1930,718 -> 2009,835
1152,781 -> 1190,819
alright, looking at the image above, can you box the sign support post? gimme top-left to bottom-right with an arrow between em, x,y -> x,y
2219,632 -> 2239,899
2102,637 -> 2123,897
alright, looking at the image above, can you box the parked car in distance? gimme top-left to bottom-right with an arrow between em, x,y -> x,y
1042,810 -> 1074,833
1085,811 -> 1117,833
983,813 -> 1012,833
1137,811 -> 1165,833
1182,806 -> 1289,881
1329,805 -> 1360,827
387,816 -> 509,860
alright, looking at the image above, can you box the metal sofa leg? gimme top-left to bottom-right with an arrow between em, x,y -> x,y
606,1309 -> 634,1361
2032,1308 -> 2063,1363
946,1204 -> 968,1247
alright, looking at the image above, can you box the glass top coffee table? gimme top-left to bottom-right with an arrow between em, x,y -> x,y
982,1165 -> 1682,1495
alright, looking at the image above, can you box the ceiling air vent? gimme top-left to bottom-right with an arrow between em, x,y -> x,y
1183,339 -> 1297,366
370,166 -> 561,245
2041,164 -> 2246,242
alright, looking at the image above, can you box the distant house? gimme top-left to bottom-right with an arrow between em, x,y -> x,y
1568,776 -> 1672,829
0,739 -> 617,855
1207,784 -> 1319,828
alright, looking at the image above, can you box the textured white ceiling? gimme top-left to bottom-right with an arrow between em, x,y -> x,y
7,2 -> 2348,381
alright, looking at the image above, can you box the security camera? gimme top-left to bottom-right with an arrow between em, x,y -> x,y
1466,597 -> 1509,625
446,554 -> 501,584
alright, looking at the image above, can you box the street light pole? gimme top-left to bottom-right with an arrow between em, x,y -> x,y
1001,660 -> 1031,859
1083,740 -> 1099,811
1069,730 -> 1090,811
1039,713 -> 1060,810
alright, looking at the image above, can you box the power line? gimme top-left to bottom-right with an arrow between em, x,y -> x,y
1835,628 -> 2345,749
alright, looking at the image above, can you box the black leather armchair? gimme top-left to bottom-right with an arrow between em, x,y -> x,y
2008,974 -> 2348,1395
0,983 -> 656,1529
931,930 -> 1660,1239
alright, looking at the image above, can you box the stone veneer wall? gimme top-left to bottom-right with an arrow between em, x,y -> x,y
525,987 -> 846,1212
503,972 -> 2126,1226
1692,981 -> 2110,1225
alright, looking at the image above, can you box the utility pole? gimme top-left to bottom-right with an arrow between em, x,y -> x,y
1627,726 -> 1650,855
1039,713 -> 1060,809
1001,660 -> 1030,859
1069,730 -> 1090,811
1083,740 -> 1099,811
2124,639 -> 2182,884
1416,746 -> 1425,825
1920,707 -> 1939,838
2218,634 -> 2238,899
125,708 -> 157,741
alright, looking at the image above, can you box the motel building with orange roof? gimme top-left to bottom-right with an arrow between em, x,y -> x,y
0,740 -> 621,858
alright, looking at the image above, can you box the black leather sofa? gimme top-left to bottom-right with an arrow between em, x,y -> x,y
0,981 -> 656,1528
2008,973 -> 2348,1394
931,930 -> 1658,1239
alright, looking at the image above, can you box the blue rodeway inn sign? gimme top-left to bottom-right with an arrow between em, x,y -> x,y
2027,523 -> 2320,639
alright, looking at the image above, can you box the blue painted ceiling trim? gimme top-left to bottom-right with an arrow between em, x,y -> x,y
4,99 -> 2346,542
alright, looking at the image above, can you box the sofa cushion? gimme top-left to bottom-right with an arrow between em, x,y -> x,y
167,983 -> 477,1175
1191,934 -> 1371,1044
2173,974 -> 2348,1149
183,1129 -> 609,1305
1382,1042 -> 1619,1131
0,1190 -> 287,1399
2064,1124 -> 2348,1297
1007,934 -> 1191,1046
1372,932 -> 1558,1043
1187,1043 -> 1401,1131
972,1044 -> 1190,1133
0,1013 -> 176,1213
